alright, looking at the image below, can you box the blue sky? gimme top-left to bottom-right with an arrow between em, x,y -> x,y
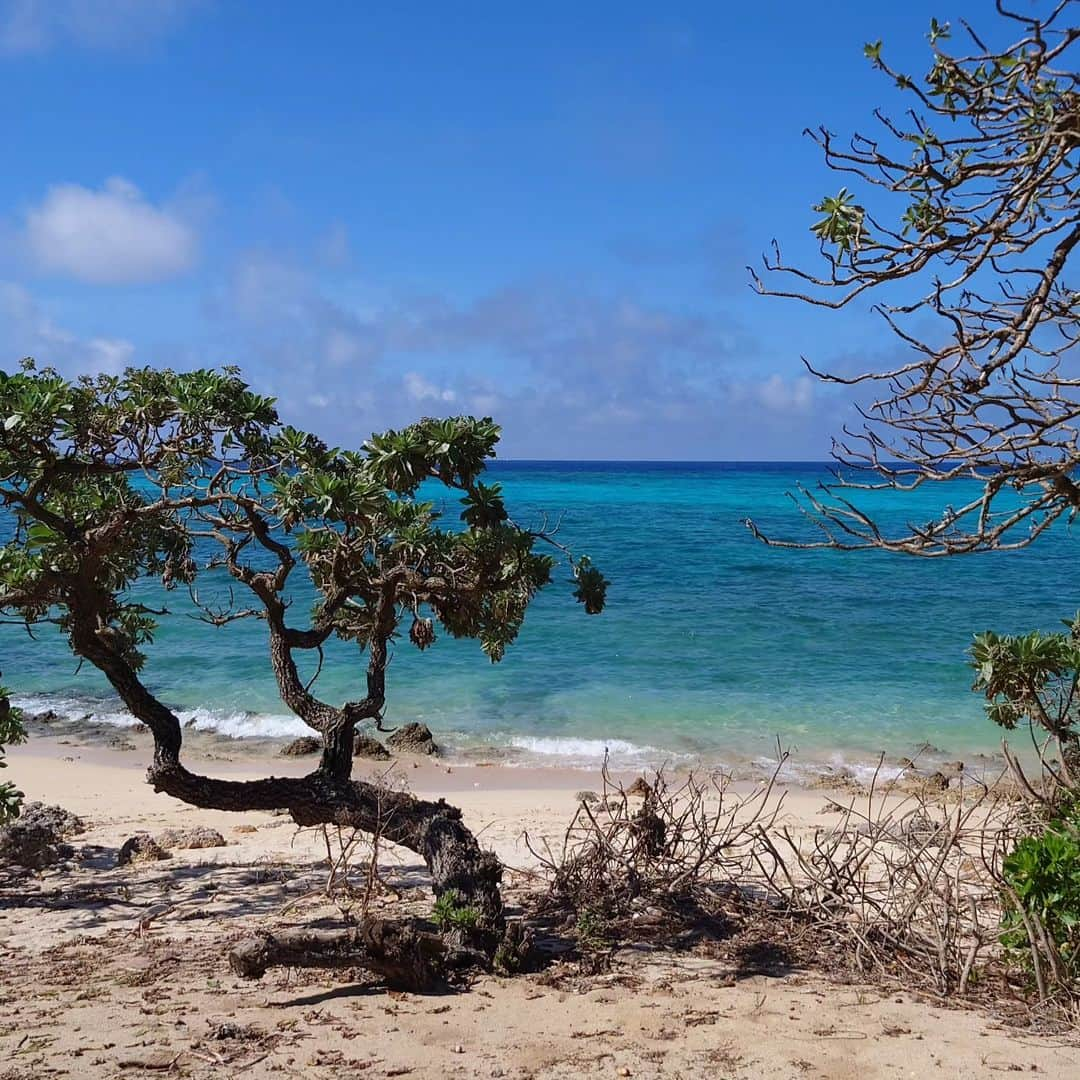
0,0 -> 1003,458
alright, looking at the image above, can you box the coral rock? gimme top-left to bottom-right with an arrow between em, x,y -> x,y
279,736 -> 321,757
155,826 -> 226,850
117,834 -> 170,866
0,820 -> 73,868
353,733 -> 391,760
386,722 -> 439,756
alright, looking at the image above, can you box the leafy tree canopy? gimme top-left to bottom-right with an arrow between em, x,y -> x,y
0,678 -> 25,824
0,359 -> 608,982
0,359 -> 607,777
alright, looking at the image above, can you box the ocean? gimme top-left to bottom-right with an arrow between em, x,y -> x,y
2,461 -> 1073,772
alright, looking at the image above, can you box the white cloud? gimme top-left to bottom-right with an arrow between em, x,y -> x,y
0,0 -> 202,54
324,328 -> 366,367
24,177 -> 198,285
228,253 -> 307,321
470,393 -> 502,415
757,374 -> 814,414
84,336 -> 136,372
0,281 -> 135,373
404,371 -> 456,404
215,251 -> 382,385
210,251 -> 835,458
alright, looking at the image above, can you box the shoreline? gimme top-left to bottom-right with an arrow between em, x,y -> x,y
13,696 -> 1011,791
6,730 -> 837,896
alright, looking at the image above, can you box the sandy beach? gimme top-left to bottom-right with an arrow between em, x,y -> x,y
2,730 -> 1077,1080
4,0 -> 1078,1074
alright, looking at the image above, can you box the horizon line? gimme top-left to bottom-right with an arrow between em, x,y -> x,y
490,458 -> 845,465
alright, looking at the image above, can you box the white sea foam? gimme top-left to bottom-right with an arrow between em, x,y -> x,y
177,708 -> 307,739
15,693 -> 305,740
508,735 -> 659,764
752,753 -> 907,785
13,693 -> 140,727
12,692 -> 937,780
841,759 -> 907,784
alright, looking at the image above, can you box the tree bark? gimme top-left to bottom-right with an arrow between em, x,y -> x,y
145,761 -> 505,986
228,919 -> 461,991
148,762 -> 503,922
67,576 -> 505,987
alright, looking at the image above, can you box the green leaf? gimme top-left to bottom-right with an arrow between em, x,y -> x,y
572,556 -> 609,616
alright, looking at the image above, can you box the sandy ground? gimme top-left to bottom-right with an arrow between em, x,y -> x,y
2,734 -> 1078,1080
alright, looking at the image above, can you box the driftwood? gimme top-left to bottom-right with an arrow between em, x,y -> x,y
228,919 -> 454,991
150,765 -> 505,987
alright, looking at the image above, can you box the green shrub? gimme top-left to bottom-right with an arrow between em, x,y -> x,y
970,618 -> 1080,754
0,680 -> 26,824
1000,807 -> 1080,985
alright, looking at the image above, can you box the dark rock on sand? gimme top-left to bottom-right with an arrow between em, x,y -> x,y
155,826 -> 226,850
353,733 -> 391,760
626,777 -> 652,797
117,834 -> 170,866
20,801 -> 85,838
386,722 -> 439,756
897,811 -> 944,845
280,736 -> 321,757
900,771 -> 951,794
0,803 -> 86,869
0,820 -> 74,868
25,709 -> 61,725
809,767 -> 865,796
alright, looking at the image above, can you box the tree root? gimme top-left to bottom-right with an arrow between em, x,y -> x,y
228,916 -> 521,991
228,918 -> 455,991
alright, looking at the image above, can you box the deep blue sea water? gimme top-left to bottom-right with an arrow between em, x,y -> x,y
2,461 -> 1074,770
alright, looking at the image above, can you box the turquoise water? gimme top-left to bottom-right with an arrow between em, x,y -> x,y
2,461 -> 1074,768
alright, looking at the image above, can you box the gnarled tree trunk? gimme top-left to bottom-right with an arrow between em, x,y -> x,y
74,613 -> 507,989
147,762 -> 507,988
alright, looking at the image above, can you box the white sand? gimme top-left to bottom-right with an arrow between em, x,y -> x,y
1,734 -> 1076,1079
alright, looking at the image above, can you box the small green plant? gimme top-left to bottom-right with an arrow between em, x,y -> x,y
0,676 -> 26,824
1000,806 -> 1080,987
432,889 -> 481,932
492,923 -> 531,975
970,622 -> 1080,992
574,908 -> 612,953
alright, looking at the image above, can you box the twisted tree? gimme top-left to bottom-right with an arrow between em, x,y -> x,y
0,360 -> 607,986
747,1 -> 1079,555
